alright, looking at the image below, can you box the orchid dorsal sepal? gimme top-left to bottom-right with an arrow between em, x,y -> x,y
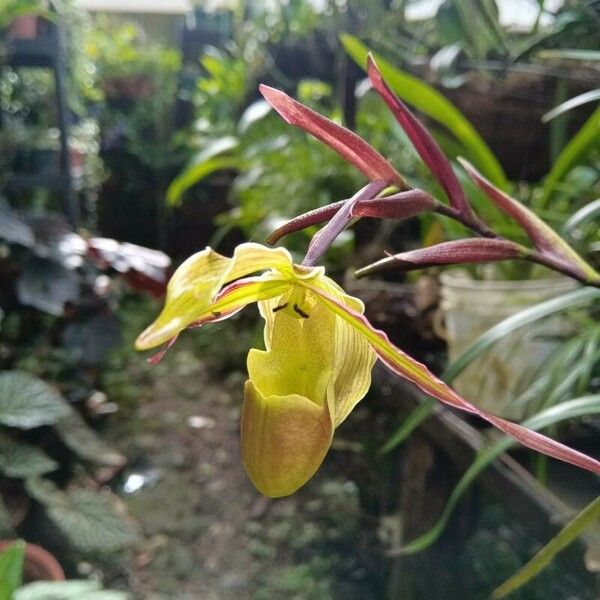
355,239 -> 529,276
366,55 -> 492,237
459,157 -> 600,286
259,84 -> 407,189
266,188 -> 438,246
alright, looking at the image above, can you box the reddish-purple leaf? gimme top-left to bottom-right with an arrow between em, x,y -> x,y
309,283 -> 600,476
266,202 -> 345,245
259,84 -> 407,188
356,239 -> 527,276
459,157 -> 600,283
367,56 -> 478,224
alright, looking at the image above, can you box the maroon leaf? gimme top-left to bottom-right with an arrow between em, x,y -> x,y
351,189 -> 438,219
259,84 -> 406,188
356,239 -> 527,276
367,56 -> 478,223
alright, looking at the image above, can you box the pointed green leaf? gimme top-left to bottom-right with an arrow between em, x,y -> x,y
0,540 -> 25,600
0,436 -> 58,478
401,395 -> 600,555
493,494 -> 600,598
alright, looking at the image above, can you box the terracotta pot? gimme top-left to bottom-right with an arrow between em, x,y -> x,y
8,15 -> 39,40
0,541 -> 65,582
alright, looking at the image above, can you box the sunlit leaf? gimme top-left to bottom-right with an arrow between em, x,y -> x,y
541,106 -> 600,206
0,540 -> 25,600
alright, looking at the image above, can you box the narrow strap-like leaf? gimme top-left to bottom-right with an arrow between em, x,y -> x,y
367,55 -> 480,226
356,238 -> 527,276
259,84 -> 407,188
267,189 -> 437,245
493,494 -> 600,598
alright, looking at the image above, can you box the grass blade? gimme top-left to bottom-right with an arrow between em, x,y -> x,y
492,495 -> 600,598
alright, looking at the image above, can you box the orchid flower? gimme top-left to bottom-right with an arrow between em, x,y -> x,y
136,243 -> 600,498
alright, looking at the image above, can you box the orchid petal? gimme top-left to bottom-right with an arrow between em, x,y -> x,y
242,380 -> 333,497
259,84 -> 407,187
459,158 -> 600,283
136,243 -> 303,350
356,239 -> 528,276
305,283 -> 600,475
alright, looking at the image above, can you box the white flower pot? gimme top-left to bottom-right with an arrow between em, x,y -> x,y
440,271 -> 578,420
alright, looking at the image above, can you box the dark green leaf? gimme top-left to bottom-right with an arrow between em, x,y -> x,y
26,479 -> 139,552
0,436 -> 58,478
0,371 -> 72,430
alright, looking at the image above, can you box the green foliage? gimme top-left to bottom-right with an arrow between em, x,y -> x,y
0,371 -> 71,429
0,436 -> 57,478
0,0 -> 47,31
0,541 -> 25,600
26,478 -> 139,553
492,495 -> 600,598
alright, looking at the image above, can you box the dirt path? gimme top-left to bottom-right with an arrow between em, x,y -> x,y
107,345 -> 384,600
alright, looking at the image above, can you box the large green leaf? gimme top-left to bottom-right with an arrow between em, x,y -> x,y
493,495 -> 600,598
0,436 -> 58,478
341,33 -> 508,189
26,479 -> 139,553
54,411 -> 125,467
540,105 -> 600,206
0,372 -> 71,430
400,394 -> 600,554
0,540 -> 25,600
